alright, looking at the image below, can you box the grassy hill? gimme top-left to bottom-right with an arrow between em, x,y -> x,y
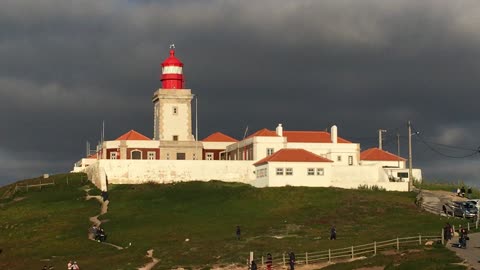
0,174 -> 469,269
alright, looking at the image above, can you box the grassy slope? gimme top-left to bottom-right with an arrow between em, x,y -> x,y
0,175 -> 468,270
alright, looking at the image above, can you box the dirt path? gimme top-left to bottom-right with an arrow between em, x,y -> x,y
137,249 -> 160,270
84,189 -> 123,250
84,188 -> 160,268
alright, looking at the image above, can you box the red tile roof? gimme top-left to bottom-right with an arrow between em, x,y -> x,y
202,132 -> 238,142
115,130 -> 151,141
247,129 -> 351,143
254,148 -> 333,166
360,148 -> 406,161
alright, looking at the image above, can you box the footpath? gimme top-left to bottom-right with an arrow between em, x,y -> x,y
446,232 -> 480,270
84,188 -> 160,270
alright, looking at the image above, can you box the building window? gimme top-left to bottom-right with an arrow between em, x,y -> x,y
110,152 -> 118,160
193,153 -> 196,160
173,135 -> 178,141
206,153 -> 214,160
286,168 -> 293,176
166,153 -> 170,160
348,156 -> 353,165
307,168 -> 315,175
267,148 -> 274,156
316,168 -> 324,176
276,168 -> 284,175
173,106 -> 178,115
177,153 -> 186,160
147,151 -> 156,160
257,168 -> 267,178
337,156 -> 342,162
131,150 -> 142,160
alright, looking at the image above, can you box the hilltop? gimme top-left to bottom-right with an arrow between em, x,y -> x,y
0,173 -> 468,269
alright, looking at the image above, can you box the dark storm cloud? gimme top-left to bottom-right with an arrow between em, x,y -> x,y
1,0 -> 480,185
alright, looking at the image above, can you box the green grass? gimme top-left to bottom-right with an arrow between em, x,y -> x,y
0,175 -> 470,269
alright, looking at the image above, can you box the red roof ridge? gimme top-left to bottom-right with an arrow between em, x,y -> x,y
115,130 -> 151,141
360,147 -> 406,161
202,132 -> 238,142
254,148 -> 333,166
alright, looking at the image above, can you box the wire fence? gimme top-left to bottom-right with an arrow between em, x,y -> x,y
247,233 -> 443,269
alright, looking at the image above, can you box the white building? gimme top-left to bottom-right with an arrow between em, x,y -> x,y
74,48 -> 422,192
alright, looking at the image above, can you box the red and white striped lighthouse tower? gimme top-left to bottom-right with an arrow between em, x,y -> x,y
161,44 -> 184,89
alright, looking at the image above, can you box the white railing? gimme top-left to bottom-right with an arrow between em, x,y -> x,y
248,233 -> 443,268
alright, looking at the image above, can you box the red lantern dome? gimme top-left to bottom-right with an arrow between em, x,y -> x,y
161,45 -> 184,89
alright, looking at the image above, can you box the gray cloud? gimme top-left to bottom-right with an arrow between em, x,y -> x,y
1,0 -> 480,186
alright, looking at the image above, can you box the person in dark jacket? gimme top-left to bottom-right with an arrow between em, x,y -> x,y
330,225 -> 337,240
250,260 -> 257,270
289,252 -> 295,270
236,225 -> 241,240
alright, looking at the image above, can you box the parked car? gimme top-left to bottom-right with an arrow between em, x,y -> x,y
447,201 -> 478,218
466,199 -> 480,210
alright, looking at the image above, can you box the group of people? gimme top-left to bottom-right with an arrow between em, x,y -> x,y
90,224 -> 107,242
456,186 -> 472,198
445,223 -> 469,249
67,261 -> 80,270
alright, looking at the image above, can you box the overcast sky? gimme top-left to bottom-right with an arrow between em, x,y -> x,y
1,0 -> 480,186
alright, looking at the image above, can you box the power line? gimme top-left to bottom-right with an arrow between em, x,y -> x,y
411,125 -> 480,159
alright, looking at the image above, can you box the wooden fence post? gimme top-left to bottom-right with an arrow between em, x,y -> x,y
305,252 -> 308,265
396,237 -> 399,251
328,249 -> 331,262
283,253 -> 285,266
374,241 -> 377,255
351,246 -> 354,258
468,222 -> 470,231
441,229 -> 444,245
419,234 -> 422,245
261,256 -> 264,266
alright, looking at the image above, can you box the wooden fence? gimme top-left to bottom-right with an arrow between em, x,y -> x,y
14,179 -> 55,192
248,233 -> 442,268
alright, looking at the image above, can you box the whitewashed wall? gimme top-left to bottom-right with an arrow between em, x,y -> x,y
331,165 -> 409,191
84,160 -> 414,192
361,160 -> 406,169
265,161 -> 333,187
85,160 -> 255,186
288,142 -> 360,165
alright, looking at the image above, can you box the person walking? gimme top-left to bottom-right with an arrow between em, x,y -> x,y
67,261 -> 73,270
289,252 -> 295,270
266,253 -> 273,270
330,225 -> 337,240
236,225 -> 241,240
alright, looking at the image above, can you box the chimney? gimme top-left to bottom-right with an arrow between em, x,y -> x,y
331,125 -> 338,143
276,124 -> 283,137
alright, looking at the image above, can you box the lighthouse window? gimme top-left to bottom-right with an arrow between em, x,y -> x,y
173,106 -> 178,115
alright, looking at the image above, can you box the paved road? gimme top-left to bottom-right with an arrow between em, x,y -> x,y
447,232 -> 480,270
419,189 -> 479,269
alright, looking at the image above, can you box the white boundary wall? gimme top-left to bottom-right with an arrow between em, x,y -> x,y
331,165 -> 409,191
84,160 -> 412,191
85,160 -> 255,187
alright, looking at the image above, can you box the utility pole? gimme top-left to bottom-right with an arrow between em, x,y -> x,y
378,129 -> 387,150
396,132 -> 401,168
408,121 -> 413,192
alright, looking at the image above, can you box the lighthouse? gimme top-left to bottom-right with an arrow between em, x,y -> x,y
152,45 -> 202,160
